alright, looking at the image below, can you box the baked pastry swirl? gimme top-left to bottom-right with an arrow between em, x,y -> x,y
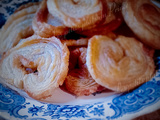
86,35 -> 155,92
0,35 -> 69,100
0,0 -> 158,100
75,0 -> 123,36
65,47 -> 105,96
122,0 -> 160,49
65,66 -> 105,96
0,2 -> 40,55
32,0 -> 69,38
47,0 -> 104,29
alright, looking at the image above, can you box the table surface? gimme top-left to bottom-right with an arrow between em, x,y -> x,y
134,109 -> 160,120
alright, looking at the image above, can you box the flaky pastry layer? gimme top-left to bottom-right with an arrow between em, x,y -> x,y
0,2 -> 40,55
0,35 -> 69,100
32,0 -> 69,38
47,0 -> 104,29
86,35 -> 155,92
65,47 -> 105,96
122,0 -> 160,49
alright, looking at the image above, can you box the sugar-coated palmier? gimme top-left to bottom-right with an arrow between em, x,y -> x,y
76,0 -> 123,36
32,0 -> 69,38
0,35 -> 69,100
65,47 -> 105,96
122,0 -> 160,49
47,0 -> 104,30
65,66 -> 105,96
0,2 -> 40,55
86,35 -> 155,92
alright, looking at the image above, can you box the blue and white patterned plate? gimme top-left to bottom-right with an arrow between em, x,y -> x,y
0,0 -> 160,120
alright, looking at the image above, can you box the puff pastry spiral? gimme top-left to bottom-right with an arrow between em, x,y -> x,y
122,0 -> 160,49
75,0 -> 123,36
47,0 -> 103,29
0,2 -> 39,55
0,35 -> 69,100
65,47 -> 105,96
32,0 -> 69,38
86,35 -> 155,92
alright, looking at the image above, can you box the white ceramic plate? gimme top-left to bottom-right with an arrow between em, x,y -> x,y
0,0 -> 160,120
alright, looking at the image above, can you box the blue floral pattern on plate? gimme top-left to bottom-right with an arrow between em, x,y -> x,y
0,75 -> 160,120
0,0 -> 160,119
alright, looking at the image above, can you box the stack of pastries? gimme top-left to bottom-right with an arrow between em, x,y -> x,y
0,0 -> 159,101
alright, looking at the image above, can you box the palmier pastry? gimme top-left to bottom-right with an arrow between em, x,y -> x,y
122,0 -> 160,49
47,0 -> 104,29
76,0 -> 123,36
86,35 -> 155,92
32,0 -> 69,38
65,47 -> 105,96
0,35 -> 69,100
0,2 -> 40,55
65,66 -> 105,96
